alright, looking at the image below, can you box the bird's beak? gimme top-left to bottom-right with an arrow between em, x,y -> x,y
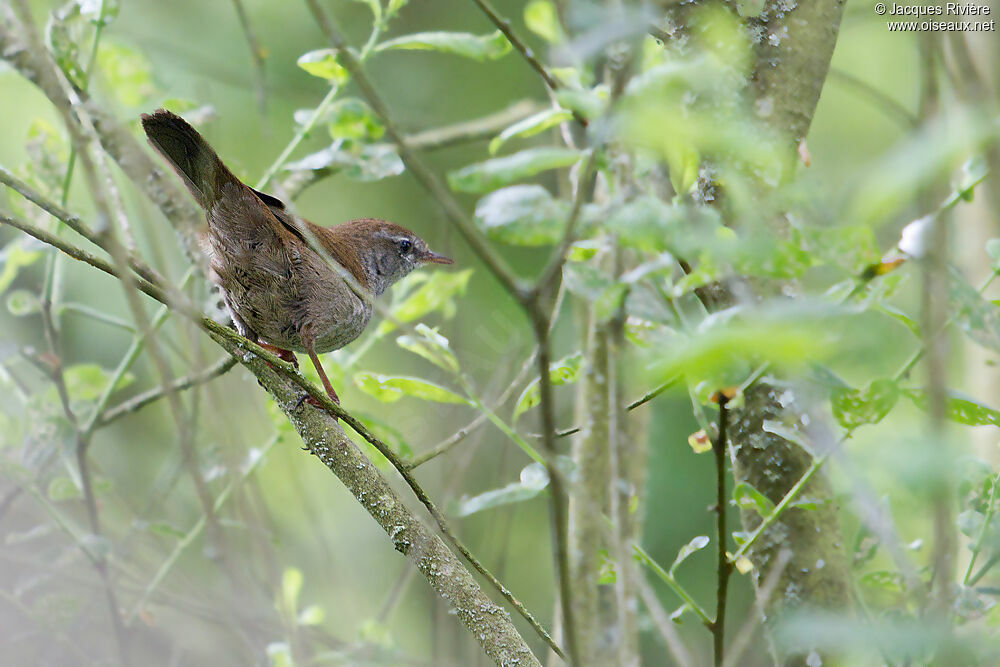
422,250 -> 454,265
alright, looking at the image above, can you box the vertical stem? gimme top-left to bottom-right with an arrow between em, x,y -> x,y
569,309 -> 611,665
712,396 -> 732,667
533,318 -> 582,666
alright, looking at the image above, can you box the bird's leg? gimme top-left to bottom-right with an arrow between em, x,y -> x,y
306,346 -> 340,405
299,330 -> 341,421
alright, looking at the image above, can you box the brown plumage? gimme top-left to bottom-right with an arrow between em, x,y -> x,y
140,109 -> 452,407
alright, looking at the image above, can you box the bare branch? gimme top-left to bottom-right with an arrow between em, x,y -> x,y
467,0 -> 587,127
98,356 -> 238,427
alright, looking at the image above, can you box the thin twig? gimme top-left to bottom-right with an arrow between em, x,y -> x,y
126,433 -> 279,623
98,356 -> 238,426
636,574 -> 696,667
828,69 -> 919,129
710,395 -> 732,667
230,0 -> 268,113
633,543 -> 713,626
1,208 -> 562,661
554,377 -> 676,438
468,0 -> 587,127
38,291 -> 131,666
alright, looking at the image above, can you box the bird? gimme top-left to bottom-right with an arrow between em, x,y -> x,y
140,109 -> 453,411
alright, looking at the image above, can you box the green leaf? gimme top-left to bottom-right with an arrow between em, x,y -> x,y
831,379 -> 900,431
610,196 -> 676,252
281,568 -> 303,617
554,87 -> 606,121
46,14 -> 85,88
325,98 -> 384,141
448,147 -> 583,193
802,224 -> 882,275
653,304 -> 835,388
524,0 -> 564,43
489,107 -> 573,155
0,240 -> 44,295
567,240 -> 602,262
47,476 -> 82,501
7,289 -> 40,317
671,535 -> 709,576
860,570 -> 903,592
62,364 -> 134,402
376,30 -> 511,61
452,463 -> 549,517
474,185 -> 569,246
297,49 -> 349,83
513,352 -> 584,419
397,324 -> 459,373
353,373 -> 470,405
563,263 -> 627,321
903,389 -> 1000,427
947,268 -> 1000,353
376,268 -> 472,336
298,604 -> 326,626
945,155 -> 989,207
733,482 -> 774,518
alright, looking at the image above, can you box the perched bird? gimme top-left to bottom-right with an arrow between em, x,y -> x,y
141,109 -> 452,409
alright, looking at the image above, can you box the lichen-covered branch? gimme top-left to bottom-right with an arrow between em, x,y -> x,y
0,209 -> 542,667
209,334 -> 542,667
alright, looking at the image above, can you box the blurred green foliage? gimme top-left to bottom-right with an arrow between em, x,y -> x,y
1,0 -> 1000,665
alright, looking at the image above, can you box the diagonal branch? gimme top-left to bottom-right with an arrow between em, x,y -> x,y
0,209 -> 552,665
468,0 -> 587,127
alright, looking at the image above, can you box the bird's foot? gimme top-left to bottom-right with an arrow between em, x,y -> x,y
295,392 -> 341,423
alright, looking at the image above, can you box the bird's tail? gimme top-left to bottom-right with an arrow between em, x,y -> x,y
140,109 -> 237,210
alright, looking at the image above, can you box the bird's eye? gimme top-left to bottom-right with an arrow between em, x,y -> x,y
398,239 -> 412,254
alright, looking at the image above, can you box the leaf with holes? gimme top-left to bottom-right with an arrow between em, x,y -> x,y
830,379 -> 900,431
903,389 -> 1000,427
947,268 -> 1000,354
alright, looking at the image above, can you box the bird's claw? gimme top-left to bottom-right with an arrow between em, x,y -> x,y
294,393 -> 339,423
